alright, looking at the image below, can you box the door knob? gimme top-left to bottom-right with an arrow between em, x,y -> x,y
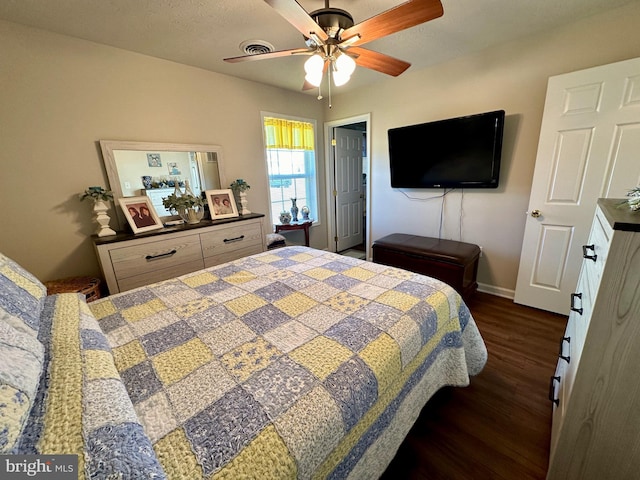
529,209 -> 542,218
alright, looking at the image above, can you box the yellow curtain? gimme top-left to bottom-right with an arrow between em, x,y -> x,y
264,117 -> 315,151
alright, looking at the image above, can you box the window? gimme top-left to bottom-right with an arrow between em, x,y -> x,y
263,114 -> 319,224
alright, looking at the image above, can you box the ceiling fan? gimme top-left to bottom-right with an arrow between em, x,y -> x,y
224,0 -> 444,93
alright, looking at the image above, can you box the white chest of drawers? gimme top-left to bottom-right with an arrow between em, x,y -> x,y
94,214 -> 265,294
548,199 -> 640,479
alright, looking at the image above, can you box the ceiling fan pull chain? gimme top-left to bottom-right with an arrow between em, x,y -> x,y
328,68 -> 333,108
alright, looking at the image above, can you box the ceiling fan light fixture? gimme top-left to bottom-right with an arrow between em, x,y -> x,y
335,52 -> 356,76
330,51 -> 355,86
226,0 -> 444,100
304,54 -> 324,75
304,53 -> 324,87
305,72 -> 323,87
332,70 -> 350,86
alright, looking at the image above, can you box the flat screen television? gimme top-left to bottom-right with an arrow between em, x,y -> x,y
388,110 -> 505,189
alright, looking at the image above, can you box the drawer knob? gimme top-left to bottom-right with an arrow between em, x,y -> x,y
582,244 -> 597,262
558,336 -> 570,363
223,235 -> 245,243
145,249 -> 177,261
570,292 -> 583,315
549,375 -> 561,406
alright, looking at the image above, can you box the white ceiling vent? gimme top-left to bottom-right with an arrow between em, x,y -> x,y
240,40 -> 275,56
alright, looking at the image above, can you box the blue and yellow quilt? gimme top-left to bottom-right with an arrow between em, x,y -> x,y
16,246 -> 487,479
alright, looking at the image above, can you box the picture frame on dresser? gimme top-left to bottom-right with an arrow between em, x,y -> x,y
118,196 -> 163,234
205,189 -> 238,219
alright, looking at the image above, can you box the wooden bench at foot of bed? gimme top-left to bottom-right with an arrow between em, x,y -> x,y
372,233 -> 481,301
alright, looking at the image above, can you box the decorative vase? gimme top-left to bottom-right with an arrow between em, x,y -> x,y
235,191 -> 251,215
93,200 -> 116,237
290,198 -> 299,222
301,206 -> 310,221
142,175 -> 152,189
279,211 -> 292,224
178,205 -> 204,225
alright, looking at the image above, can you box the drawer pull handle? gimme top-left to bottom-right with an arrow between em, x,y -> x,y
549,375 -> 561,406
582,244 -> 597,262
223,235 -> 245,243
570,293 -> 583,315
558,336 -> 570,363
145,249 -> 177,261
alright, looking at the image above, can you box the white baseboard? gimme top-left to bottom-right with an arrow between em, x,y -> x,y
477,282 -> 515,299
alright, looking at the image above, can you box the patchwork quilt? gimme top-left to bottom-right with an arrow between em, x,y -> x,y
14,246 -> 487,479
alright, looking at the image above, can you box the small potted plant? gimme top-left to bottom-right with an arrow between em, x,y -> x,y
230,178 -> 251,215
230,178 -> 250,192
623,186 -> 640,211
162,192 -> 205,224
80,186 -> 114,202
80,186 -> 116,237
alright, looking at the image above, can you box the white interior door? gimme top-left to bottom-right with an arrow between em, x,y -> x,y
515,56 -> 640,314
334,127 -> 364,252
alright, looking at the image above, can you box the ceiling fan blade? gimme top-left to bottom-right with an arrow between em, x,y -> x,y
341,0 -> 443,47
348,47 -> 411,77
224,47 -> 311,63
265,0 -> 329,44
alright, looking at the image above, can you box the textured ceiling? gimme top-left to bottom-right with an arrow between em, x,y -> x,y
0,0 -> 636,95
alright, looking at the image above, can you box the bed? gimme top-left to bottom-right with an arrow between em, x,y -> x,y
3,246 -> 487,479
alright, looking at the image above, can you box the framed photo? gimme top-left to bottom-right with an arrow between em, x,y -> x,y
118,196 -> 163,234
147,153 -> 162,167
205,189 -> 239,220
167,162 -> 181,175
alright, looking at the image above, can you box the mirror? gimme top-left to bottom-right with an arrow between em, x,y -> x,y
100,140 -> 227,231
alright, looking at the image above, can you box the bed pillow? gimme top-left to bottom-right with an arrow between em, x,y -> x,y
0,252 -> 47,336
0,320 -> 44,453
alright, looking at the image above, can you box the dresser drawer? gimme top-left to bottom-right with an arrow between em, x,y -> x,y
109,234 -> 204,280
550,357 -> 566,454
117,260 -> 205,292
200,221 -> 263,259
582,208 -> 611,294
570,270 -> 594,358
203,244 -> 265,268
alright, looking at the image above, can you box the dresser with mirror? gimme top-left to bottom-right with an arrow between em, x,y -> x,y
94,140 -> 265,294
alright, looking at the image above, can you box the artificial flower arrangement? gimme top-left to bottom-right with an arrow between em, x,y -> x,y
161,192 -> 205,212
162,191 -> 205,224
230,179 -> 251,192
622,186 -> 640,211
80,186 -> 113,202
149,178 -> 185,189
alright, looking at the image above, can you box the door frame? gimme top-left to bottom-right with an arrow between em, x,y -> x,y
324,113 -> 371,258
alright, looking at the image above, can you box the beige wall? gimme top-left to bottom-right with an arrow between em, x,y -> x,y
326,2 -> 640,296
0,20 -> 326,281
2,2 -> 640,294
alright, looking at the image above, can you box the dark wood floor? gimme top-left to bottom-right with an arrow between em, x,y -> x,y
381,292 -> 567,480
